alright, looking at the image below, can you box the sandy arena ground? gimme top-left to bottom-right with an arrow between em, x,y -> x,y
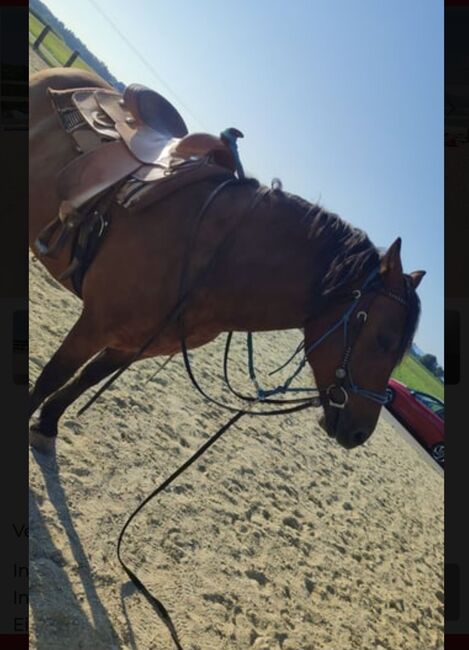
29,50 -> 444,650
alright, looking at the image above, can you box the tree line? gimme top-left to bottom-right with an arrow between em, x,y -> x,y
418,352 -> 444,381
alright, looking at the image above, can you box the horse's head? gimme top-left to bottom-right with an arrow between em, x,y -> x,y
305,238 -> 425,449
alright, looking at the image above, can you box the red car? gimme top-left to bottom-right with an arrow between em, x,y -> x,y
386,379 -> 444,467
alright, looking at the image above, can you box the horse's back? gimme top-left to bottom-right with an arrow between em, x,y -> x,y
30,67 -> 113,140
30,67 -> 112,128
30,66 -> 112,96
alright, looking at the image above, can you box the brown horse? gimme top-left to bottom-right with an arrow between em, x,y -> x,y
29,67 -> 425,455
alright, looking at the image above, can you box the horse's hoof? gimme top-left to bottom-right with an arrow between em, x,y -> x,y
29,428 -> 56,455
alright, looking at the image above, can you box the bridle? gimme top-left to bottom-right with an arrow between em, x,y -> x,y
303,267 -> 409,410
233,266 -> 410,413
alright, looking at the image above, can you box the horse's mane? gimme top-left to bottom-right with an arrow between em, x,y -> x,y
271,187 -> 421,362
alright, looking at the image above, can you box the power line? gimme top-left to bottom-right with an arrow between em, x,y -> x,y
85,0 -> 207,130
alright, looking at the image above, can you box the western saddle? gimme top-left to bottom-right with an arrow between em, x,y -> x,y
36,83 -> 246,278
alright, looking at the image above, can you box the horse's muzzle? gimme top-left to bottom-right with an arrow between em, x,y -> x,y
318,411 -> 372,449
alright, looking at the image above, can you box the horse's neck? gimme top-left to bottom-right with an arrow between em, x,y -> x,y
207,189 -> 326,332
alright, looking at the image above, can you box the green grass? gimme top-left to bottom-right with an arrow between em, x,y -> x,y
40,33 -> 71,66
29,12 -> 44,39
29,11 -> 93,73
71,57 -> 94,73
391,353 -> 444,401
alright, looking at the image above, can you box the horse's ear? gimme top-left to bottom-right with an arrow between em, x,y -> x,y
409,270 -> 426,289
380,237 -> 403,282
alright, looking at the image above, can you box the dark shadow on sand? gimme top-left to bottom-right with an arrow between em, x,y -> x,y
30,448 -> 120,649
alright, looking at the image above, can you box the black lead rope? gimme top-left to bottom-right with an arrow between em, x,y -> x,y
117,394 -> 316,650
114,180 -> 320,648
117,408 -> 248,650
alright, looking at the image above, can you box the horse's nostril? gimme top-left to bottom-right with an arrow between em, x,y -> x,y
354,431 -> 368,445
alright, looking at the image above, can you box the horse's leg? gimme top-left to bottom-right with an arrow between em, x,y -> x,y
29,348 -> 133,453
29,311 -> 105,418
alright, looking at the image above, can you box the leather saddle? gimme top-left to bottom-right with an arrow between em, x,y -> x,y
51,83 -> 243,219
75,84 -> 237,166
35,83 -> 245,286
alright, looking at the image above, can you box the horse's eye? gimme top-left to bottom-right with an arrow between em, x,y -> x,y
377,334 -> 393,352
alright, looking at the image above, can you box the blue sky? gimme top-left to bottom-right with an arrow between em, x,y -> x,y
42,0 -> 444,364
